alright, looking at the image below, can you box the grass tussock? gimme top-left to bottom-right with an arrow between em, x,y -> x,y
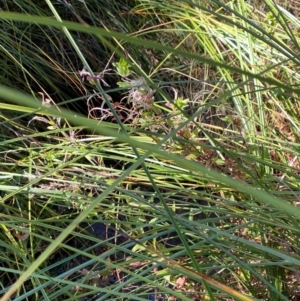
0,0 -> 300,300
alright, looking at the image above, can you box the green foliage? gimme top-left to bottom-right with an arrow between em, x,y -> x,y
0,0 -> 300,301
113,57 -> 132,77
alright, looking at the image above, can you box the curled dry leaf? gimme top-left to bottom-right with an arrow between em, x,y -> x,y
175,276 -> 187,289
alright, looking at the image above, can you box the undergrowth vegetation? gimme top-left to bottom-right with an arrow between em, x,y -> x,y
0,0 -> 300,300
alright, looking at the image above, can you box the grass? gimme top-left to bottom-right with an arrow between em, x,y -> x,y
0,0 -> 300,300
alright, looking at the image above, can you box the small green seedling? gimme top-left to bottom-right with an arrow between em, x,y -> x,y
113,57 -> 132,77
